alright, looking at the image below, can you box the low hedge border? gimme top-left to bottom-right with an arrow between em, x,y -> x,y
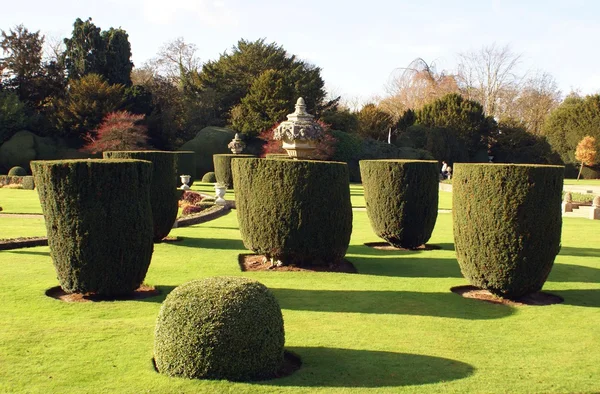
0,175 -> 35,189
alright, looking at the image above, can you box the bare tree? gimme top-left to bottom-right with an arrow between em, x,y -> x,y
457,43 -> 522,118
145,37 -> 201,84
382,58 -> 459,120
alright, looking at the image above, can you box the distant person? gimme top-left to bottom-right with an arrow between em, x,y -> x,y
441,161 -> 448,179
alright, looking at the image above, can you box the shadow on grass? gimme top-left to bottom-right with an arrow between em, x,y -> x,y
170,237 -> 245,250
551,289 -> 600,308
548,263 -> 600,283
264,347 -> 474,388
137,285 -> 177,303
559,246 -> 600,258
346,245 -> 462,278
6,250 -> 50,256
198,226 -> 240,230
272,288 -> 513,319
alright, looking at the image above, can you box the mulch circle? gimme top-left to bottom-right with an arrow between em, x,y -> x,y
364,242 -> 443,251
151,350 -> 302,380
239,254 -> 358,273
158,236 -> 181,243
46,285 -> 160,303
450,285 -> 564,306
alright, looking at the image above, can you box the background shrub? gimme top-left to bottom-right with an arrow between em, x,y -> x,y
8,166 -> 27,176
178,126 -> 235,178
453,163 -> 564,298
103,151 -> 180,242
174,151 -> 196,187
360,160 -> 439,248
213,154 -> 254,188
31,159 -> 154,295
232,158 -> 352,266
154,276 -> 284,381
201,171 -> 216,183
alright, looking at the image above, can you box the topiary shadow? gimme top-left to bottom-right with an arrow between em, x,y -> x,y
6,250 -> 50,256
551,289 -> 600,308
137,285 -> 177,303
271,288 -> 513,319
547,263 -> 600,283
170,237 -> 245,250
261,347 -> 475,388
558,246 -> 600,258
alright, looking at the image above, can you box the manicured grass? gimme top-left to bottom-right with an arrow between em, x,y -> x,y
1,186 -> 599,393
0,216 -> 46,238
0,189 -> 43,214
563,179 -> 600,185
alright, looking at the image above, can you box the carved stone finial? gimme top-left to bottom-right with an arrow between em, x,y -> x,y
228,133 -> 246,154
273,97 -> 323,159
563,192 -> 573,203
593,196 -> 600,208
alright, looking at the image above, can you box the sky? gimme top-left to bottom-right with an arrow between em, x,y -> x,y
2,0 -> 599,103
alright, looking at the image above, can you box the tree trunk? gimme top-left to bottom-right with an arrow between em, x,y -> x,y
577,161 -> 584,180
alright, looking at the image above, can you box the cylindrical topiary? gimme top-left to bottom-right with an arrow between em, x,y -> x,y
154,276 -> 285,381
8,166 -> 27,176
213,154 -> 254,189
265,153 -> 291,160
174,151 -> 196,188
453,163 -> 564,298
103,151 -> 179,242
360,160 -> 439,249
31,159 -> 154,295
201,171 -> 216,183
232,158 -> 352,266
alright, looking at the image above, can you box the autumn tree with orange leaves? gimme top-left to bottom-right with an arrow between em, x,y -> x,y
575,136 -> 597,180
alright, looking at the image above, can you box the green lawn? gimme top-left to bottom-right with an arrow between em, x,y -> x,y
1,186 -> 599,393
0,188 -> 43,214
563,179 -> 600,185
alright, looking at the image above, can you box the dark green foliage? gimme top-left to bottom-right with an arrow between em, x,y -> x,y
101,28 -> 133,86
356,104 -> 394,141
0,91 -> 28,144
453,163 -> 564,298
20,175 -> 34,189
396,125 -> 469,164
8,166 -> 27,176
320,108 -> 359,134
414,93 -> 495,159
154,276 -> 284,381
213,154 -> 254,188
360,160 -> 439,248
31,159 -> 154,295
265,153 -> 290,159
491,119 -> 562,164
174,151 -> 196,187
201,171 -> 216,183
197,38 -> 327,127
178,126 -> 235,176
103,151 -> 179,242
232,158 -> 352,266
543,94 -> 600,171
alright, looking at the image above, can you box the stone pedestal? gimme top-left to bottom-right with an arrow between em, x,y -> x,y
562,201 -> 573,213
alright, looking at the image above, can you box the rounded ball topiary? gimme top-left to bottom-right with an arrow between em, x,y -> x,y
213,154 -> 254,189
31,159 -> 154,295
201,171 -> 216,183
8,166 -> 27,176
103,151 -> 180,242
453,163 -> 564,299
360,160 -> 439,249
154,276 -> 285,381
232,158 -> 352,266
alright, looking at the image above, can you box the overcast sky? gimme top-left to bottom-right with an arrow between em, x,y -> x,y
2,0 -> 599,102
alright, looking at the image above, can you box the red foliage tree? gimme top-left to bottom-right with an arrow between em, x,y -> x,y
82,111 -> 149,154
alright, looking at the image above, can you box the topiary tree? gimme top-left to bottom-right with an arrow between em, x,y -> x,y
232,158 -> 352,267
103,151 -> 179,242
8,166 -> 27,176
360,160 -> 439,248
213,154 -> 254,189
201,171 -> 216,183
154,276 -> 284,381
31,159 -> 154,295
453,163 -> 564,298
178,126 -> 236,177
174,150 -> 196,187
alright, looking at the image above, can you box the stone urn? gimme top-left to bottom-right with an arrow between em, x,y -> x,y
228,133 -> 246,154
214,183 -> 227,206
179,175 -> 191,190
274,97 -> 323,159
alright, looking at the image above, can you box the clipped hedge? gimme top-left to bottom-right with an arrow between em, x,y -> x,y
0,175 -> 34,189
201,171 -> 216,183
453,163 -> 564,298
265,153 -> 290,159
103,151 -> 180,242
174,151 -> 196,188
232,158 -> 352,266
31,159 -> 154,295
178,126 -> 236,177
213,154 -> 254,188
154,276 -> 284,381
360,160 -> 439,249
8,166 -> 27,176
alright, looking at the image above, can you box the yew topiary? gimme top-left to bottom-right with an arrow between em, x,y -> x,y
213,154 -> 254,188
360,160 -> 439,249
453,163 -> 564,298
31,159 -> 154,295
8,166 -> 27,176
232,158 -> 352,266
103,151 -> 180,242
174,151 -> 196,188
154,276 -> 285,381
201,171 -> 216,183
